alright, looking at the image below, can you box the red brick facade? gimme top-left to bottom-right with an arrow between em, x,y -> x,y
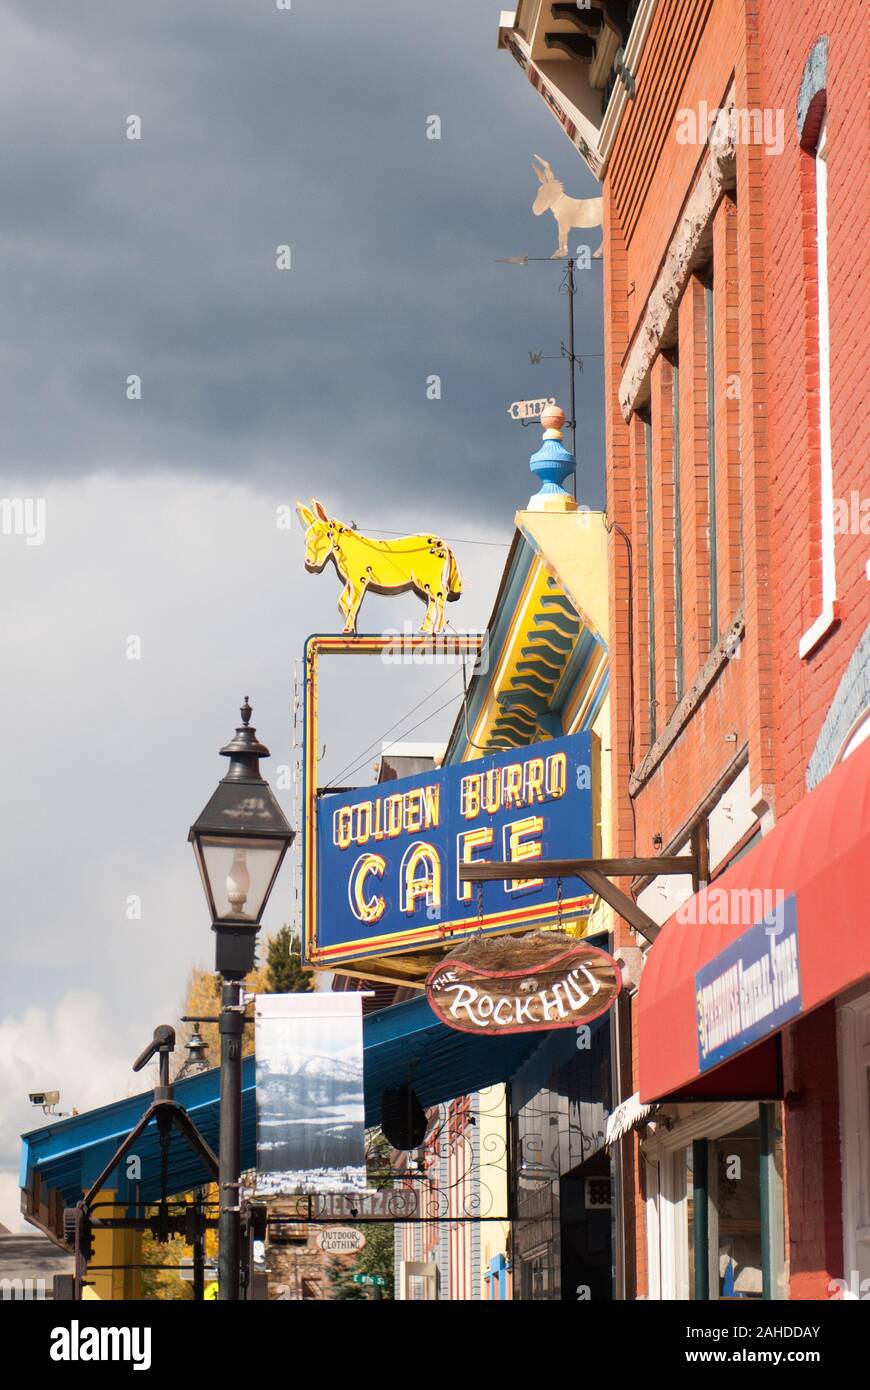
760,0 -> 870,814
601,0 -> 869,1300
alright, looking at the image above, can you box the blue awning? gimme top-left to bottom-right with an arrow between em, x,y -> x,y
21,996 -> 552,1218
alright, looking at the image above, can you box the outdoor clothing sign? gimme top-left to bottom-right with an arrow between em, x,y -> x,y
255,993 -> 366,1195
310,730 -> 594,969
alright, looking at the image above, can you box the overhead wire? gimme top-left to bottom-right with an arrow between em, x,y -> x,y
349,524 -> 509,549
322,665 -> 465,790
332,687 -> 470,789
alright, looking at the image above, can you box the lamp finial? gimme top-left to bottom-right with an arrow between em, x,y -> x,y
527,401 -> 576,512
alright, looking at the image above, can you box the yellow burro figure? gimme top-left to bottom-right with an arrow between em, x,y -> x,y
296,499 -> 462,634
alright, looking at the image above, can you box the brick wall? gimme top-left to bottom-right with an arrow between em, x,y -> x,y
759,1 -> 870,812
758,0 -> 870,1304
612,0 -> 738,327
602,0 -> 868,1303
781,1005 -> 844,1299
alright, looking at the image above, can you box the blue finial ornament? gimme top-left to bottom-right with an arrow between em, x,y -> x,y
529,402 -> 576,502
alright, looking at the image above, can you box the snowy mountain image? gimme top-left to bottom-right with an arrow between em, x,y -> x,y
255,1051 -> 365,1185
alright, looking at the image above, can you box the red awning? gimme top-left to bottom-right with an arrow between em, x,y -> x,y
638,734 -> 870,1103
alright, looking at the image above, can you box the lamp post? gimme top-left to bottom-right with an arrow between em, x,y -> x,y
189,697 -> 294,1300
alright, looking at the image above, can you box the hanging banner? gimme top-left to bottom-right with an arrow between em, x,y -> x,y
426,931 -> 621,1035
309,730 -> 594,968
255,994 -> 366,1196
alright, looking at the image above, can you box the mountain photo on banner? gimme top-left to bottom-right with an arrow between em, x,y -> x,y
254,995 -> 366,1196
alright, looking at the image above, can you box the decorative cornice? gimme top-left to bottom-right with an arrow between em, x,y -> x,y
597,0 -> 660,179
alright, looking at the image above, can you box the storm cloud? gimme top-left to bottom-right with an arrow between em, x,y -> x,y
0,0 -> 604,509
0,1 -> 605,1227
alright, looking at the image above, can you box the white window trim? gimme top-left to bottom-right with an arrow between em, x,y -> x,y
800,117 -> 838,659
644,1153 -> 662,1300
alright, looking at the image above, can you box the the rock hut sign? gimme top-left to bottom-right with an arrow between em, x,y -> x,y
426,931 -> 621,1035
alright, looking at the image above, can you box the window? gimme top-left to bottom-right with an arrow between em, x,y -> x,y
799,115 -> 837,657
643,1103 -> 785,1300
671,351 -> 685,700
700,266 -> 718,647
642,409 -> 657,742
710,1121 -> 763,1299
521,1247 -> 551,1301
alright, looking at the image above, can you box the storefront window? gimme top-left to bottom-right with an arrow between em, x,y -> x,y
711,1120 -> 763,1299
644,1103 -> 786,1300
521,1248 -> 550,1300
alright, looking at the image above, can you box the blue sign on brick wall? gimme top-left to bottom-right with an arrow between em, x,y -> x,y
309,732 -> 594,967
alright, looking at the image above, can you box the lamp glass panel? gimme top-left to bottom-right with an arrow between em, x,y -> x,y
198,836 -> 284,922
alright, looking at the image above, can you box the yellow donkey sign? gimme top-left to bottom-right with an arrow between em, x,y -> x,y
296,499 -> 462,634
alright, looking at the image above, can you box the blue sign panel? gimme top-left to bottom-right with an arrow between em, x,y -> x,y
311,732 -> 594,966
695,893 -> 802,1072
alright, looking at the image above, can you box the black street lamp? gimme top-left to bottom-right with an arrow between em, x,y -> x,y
189,697 -> 294,1300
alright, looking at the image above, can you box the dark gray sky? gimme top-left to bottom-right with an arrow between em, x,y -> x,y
0,0 -> 604,505
0,0 -> 604,1225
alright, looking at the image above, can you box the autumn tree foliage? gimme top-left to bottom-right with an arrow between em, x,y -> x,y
173,926 -> 309,1077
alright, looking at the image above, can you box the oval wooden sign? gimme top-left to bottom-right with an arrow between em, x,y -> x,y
426,932 -> 621,1035
315,1226 -> 367,1255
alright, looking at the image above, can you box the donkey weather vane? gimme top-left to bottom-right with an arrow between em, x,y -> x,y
498,156 -> 604,463
531,154 -> 603,259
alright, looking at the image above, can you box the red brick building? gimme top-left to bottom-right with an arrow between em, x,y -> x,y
499,0 -> 870,1300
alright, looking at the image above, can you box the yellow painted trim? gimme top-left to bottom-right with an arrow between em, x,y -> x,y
515,509 -> 610,644
464,558 -> 580,756
464,561 -> 551,754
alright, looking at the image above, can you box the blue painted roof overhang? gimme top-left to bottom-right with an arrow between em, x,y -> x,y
444,515 -> 609,763
20,996 -> 550,1224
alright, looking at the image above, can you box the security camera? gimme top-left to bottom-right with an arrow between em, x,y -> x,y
29,1090 -> 62,1114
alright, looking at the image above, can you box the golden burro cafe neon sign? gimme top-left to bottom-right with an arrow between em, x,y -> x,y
306,731 -> 595,972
